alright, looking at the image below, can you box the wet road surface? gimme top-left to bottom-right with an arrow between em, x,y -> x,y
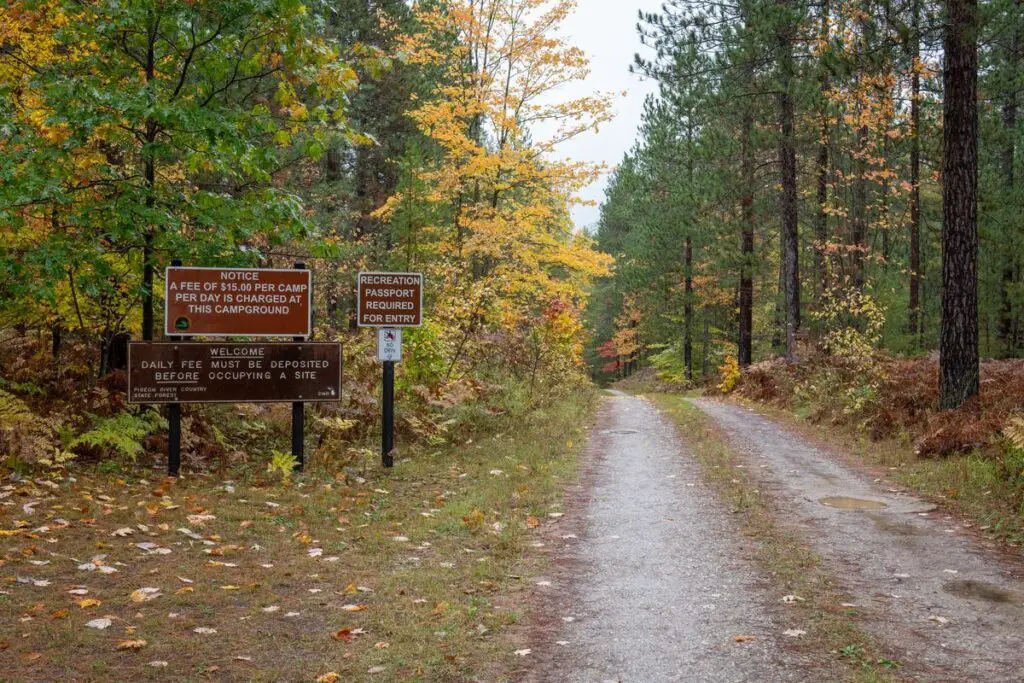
528,392 -> 806,682
692,398 -> 1024,682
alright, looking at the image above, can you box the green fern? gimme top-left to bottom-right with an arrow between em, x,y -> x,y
1005,417 -> 1024,451
0,388 -> 32,425
267,449 -> 298,483
69,411 -> 167,462
0,388 -> 63,465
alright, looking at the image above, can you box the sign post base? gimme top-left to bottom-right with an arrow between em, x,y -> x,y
291,262 -> 306,472
382,360 -> 395,468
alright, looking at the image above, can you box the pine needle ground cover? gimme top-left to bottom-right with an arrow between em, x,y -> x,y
0,390 -> 594,682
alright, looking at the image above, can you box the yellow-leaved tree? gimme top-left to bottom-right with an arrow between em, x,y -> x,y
376,0 -> 614,392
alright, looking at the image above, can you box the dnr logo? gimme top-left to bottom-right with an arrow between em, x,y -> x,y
174,317 -> 191,331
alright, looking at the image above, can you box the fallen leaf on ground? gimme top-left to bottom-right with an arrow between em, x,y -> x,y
780,595 -> 805,603
117,639 -> 147,650
316,674 -> 341,683
783,629 -> 806,637
342,604 -> 367,612
514,648 -> 531,656
77,598 -> 101,609
930,615 -> 949,625
129,587 -> 162,602
333,628 -> 354,642
734,635 -> 757,642
193,627 -> 217,635
367,666 -> 386,674
148,661 -> 168,668
86,618 -> 112,630
51,609 -> 69,619
526,516 -> 540,529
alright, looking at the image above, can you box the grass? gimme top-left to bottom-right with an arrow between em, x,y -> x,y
0,388 -> 595,682
730,395 -> 1024,548
649,393 -> 901,683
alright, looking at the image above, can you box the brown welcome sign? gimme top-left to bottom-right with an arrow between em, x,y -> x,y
165,267 -> 311,337
128,342 -> 341,404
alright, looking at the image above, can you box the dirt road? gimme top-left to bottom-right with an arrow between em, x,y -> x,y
527,392 -> 807,682
692,398 -> 1024,682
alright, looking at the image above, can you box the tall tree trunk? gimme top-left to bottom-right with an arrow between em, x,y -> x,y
813,0 -> 830,319
939,0 -> 980,409
998,0 -> 1021,355
777,1 -> 800,362
739,111 -> 755,367
684,237 -> 693,380
142,12 -> 158,342
701,307 -> 710,379
852,120 -> 868,290
908,0 -> 922,339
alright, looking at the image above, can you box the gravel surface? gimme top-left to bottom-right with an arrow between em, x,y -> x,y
692,398 -> 1024,682
527,392 -> 806,682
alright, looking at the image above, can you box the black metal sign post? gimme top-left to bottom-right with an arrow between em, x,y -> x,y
357,273 -> 420,470
382,360 -> 395,468
292,262 -> 306,471
168,259 -> 184,477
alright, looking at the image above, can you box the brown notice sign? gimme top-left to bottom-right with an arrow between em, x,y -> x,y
165,267 -> 311,337
128,342 -> 341,404
357,271 -> 423,327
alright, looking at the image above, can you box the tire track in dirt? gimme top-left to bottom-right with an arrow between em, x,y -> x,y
692,398 -> 1024,682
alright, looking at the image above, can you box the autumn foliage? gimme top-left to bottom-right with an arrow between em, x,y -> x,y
733,352 -> 1024,459
0,0 -> 612,469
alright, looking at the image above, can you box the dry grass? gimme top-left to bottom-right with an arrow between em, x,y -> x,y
650,394 -> 902,683
0,391 -> 595,682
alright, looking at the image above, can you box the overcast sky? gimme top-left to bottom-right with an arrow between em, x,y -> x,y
548,0 -> 664,233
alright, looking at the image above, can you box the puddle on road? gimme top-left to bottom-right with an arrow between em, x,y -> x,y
944,580 -> 1021,604
819,496 -> 888,510
866,513 -> 925,536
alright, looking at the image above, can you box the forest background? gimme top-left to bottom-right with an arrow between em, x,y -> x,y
590,0 -> 1024,461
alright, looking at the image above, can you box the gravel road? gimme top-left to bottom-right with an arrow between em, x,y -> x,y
526,392 -> 807,682
692,398 -> 1024,682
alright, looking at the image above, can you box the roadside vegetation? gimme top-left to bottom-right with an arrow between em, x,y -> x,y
0,385 -> 594,681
